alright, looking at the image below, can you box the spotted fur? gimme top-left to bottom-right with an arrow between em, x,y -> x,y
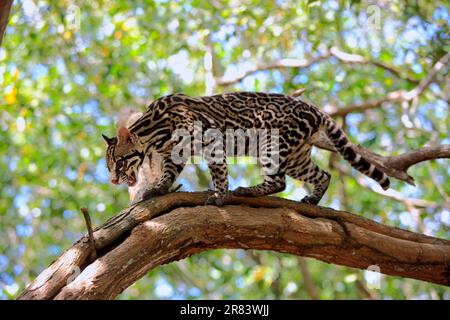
103,92 -> 389,205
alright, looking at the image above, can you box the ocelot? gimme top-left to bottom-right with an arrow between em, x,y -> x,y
117,109 -> 163,204
103,92 -> 389,205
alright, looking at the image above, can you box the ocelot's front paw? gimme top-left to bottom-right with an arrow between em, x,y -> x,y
205,192 -> 229,206
232,186 -> 255,197
142,187 -> 169,201
300,196 -> 320,205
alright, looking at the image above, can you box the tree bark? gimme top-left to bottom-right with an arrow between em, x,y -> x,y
0,0 -> 13,47
18,192 -> 450,300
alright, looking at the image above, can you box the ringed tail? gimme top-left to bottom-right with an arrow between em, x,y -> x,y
323,115 -> 390,190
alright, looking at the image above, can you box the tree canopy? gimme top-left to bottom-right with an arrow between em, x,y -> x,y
1,0 -> 449,299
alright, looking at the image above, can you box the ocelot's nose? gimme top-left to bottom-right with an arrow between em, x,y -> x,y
111,177 -> 119,184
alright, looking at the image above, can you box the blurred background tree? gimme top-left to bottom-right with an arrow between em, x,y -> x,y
0,0 -> 449,299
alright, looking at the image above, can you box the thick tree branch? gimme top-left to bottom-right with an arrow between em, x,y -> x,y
312,137 -> 450,187
18,192 -> 450,300
384,145 -> 450,172
16,68 -> 450,299
0,0 -> 13,47
351,144 -> 450,186
290,85 -> 450,187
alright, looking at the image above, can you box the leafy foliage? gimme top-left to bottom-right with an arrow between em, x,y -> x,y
0,0 -> 449,299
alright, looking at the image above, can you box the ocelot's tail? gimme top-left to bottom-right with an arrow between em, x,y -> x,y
323,115 -> 390,190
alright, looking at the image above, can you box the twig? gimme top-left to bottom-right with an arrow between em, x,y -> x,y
80,207 -> 97,262
297,257 -> 319,300
291,87 -> 307,97
336,164 -> 450,210
174,260 -> 208,291
171,183 -> 183,192
426,163 -> 449,201
355,278 -> 378,300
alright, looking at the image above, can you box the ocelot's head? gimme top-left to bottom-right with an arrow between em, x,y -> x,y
102,127 -> 145,187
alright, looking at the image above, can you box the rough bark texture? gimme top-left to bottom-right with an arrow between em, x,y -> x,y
0,0 -> 13,46
18,192 -> 450,300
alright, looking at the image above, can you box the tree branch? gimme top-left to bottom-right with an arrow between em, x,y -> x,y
335,162 -> 450,211
297,257 -> 319,299
80,208 -> 97,262
216,53 -> 332,86
215,48 -> 449,118
329,47 -> 419,84
312,132 -> 450,186
329,51 -> 450,117
0,0 -> 13,47
216,46 -> 422,87
351,144 -> 450,186
287,86 -> 450,188
18,192 -> 450,300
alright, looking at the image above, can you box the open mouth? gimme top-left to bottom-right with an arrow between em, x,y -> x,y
127,179 -> 137,187
127,174 -> 137,187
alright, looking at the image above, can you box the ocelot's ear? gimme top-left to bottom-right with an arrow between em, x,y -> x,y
102,134 -> 116,145
117,126 -> 138,145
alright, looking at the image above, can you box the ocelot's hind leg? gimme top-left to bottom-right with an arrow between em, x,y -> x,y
287,160 -> 331,205
233,144 -> 287,197
233,172 -> 286,197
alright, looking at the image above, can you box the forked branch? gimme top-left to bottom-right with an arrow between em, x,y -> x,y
313,140 -> 450,186
289,91 -> 450,186
18,192 -> 450,300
